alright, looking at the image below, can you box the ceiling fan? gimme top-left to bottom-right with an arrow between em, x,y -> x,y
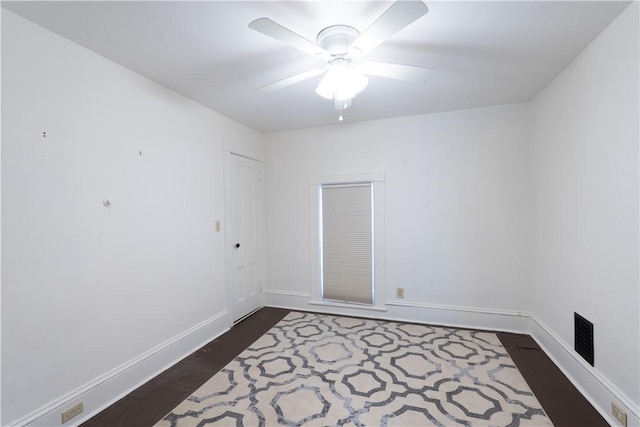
249,0 -> 435,120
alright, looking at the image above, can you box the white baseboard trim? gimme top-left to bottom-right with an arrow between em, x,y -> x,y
263,289 -> 311,298
384,299 -> 532,334
10,310 -> 231,427
529,315 -> 640,427
264,289 -> 531,334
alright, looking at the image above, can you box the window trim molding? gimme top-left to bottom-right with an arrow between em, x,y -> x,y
309,171 -> 385,185
309,172 -> 386,311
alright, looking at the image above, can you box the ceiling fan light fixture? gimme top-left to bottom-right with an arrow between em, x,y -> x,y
315,59 -> 368,102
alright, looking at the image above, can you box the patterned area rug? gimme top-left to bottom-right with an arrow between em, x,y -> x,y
157,312 -> 552,426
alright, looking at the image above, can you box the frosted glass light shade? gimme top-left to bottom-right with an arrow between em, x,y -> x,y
316,61 -> 368,101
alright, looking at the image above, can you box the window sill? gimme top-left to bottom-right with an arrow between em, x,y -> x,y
309,300 -> 388,312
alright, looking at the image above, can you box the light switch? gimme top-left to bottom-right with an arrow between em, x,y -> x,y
215,220 -> 221,232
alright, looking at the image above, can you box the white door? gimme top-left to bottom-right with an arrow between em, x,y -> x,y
226,153 -> 263,322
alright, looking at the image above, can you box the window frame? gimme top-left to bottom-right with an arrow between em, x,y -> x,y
309,172 -> 386,311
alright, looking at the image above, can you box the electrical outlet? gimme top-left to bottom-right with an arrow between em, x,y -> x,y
612,403 -> 627,427
61,402 -> 83,424
396,288 -> 404,299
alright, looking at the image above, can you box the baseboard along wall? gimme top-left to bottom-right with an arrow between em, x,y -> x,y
9,311 -> 231,427
529,315 -> 640,427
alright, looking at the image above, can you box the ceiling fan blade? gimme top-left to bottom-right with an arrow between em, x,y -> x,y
360,61 -> 435,83
349,1 -> 428,56
249,18 -> 330,60
256,67 -> 328,92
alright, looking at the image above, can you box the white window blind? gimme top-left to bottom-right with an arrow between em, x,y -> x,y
321,183 -> 373,304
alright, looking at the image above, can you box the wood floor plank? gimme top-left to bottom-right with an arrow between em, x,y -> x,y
496,331 -> 540,349
81,397 -> 139,427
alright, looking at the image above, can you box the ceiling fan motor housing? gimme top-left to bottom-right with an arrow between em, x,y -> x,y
316,25 -> 361,57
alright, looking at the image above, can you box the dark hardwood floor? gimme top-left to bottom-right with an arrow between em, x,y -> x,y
82,307 -> 607,427
496,332 -> 608,427
81,308 -> 290,427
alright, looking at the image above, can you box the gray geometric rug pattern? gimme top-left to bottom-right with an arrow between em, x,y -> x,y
157,312 -> 552,426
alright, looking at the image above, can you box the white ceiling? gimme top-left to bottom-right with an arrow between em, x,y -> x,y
3,1 -> 631,133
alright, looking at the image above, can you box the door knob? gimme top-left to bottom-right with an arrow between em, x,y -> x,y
235,243 -> 240,249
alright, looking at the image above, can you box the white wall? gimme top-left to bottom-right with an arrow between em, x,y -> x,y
1,11 -> 263,425
530,2 -> 639,422
264,103 -> 532,327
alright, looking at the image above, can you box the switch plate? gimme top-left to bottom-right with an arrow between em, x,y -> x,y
396,288 -> 404,299
215,220 -> 221,232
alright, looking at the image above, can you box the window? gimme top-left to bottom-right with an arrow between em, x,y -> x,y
321,183 -> 373,304
309,172 -> 385,311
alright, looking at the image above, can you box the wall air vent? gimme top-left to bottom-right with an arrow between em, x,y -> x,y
574,312 -> 594,366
